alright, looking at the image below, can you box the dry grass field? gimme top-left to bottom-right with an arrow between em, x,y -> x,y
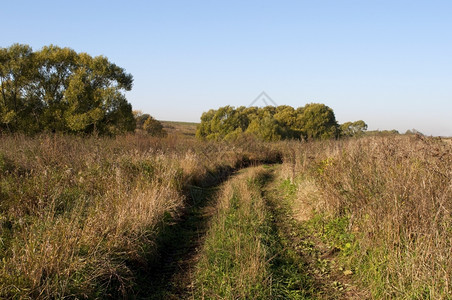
0,131 -> 279,298
278,135 -> 452,298
1,126 -> 451,298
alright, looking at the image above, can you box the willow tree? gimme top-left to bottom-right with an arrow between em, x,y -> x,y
0,44 -> 37,131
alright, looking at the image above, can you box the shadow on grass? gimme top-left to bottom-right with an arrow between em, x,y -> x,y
133,185 -> 218,299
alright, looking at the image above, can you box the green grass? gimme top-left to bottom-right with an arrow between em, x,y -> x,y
193,169 -> 272,298
267,174 -> 352,299
193,167 -> 314,299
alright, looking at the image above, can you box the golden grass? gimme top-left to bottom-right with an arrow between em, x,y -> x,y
4,131 -> 446,298
280,135 -> 452,298
0,133 -> 278,298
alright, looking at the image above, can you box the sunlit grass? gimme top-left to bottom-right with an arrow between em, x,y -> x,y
280,135 -> 452,298
0,133 -> 278,298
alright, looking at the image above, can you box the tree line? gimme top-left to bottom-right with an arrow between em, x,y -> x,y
0,44 -> 136,134
2,44 -> 370,139
196,104 -> 367,141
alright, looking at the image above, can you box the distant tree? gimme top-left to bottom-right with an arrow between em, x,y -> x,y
246,111 -> 283,141
135,113 -> 151,129
340,122 -> 352,136
133,112 -> 166,137
405,129 -> 424,136
196,109 -> 216,139
297,103 -> 339,140
274,105 -> 299,138
210,106 -> 238,139
61,51 -> 135,134
196,103 -> 344,142
35,45 -> 78,132
196,106 -> 246,140
0,44 -> 37,132
340,120 -> 368,137
366,129 -> 400,136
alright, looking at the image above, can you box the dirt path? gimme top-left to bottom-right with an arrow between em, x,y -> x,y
137,165 -> 362,299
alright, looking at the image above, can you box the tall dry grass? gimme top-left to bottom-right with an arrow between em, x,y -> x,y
0,133 -> 279,298
281,135 -> 452,298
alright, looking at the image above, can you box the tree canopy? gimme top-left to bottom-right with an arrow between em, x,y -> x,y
340,120 -> 368,137
196,103 -> 352,141
0,44 -> 135,134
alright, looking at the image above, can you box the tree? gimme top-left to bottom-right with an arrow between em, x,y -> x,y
134,111 -> 149,129
246,113 -> 283,141
340,120 -> 368,137
35,45 -> 78,132
62,52 -> 134,134
196,109 -> 217,139
297,103 -> 339,140
196,106 -> 245,140
274,105 -> 298,139
405,128 -> 423,136
0,44 -> 135,135
0,44 -> 37,132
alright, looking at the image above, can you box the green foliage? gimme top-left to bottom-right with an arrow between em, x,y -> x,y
298,103 -> 339,140
310,214 -> 355,256
365,129 -> 400,136
197,103 -> 342,141
246,112 -> 283,141
340,120 -> 368,137
0,44 -> 135,135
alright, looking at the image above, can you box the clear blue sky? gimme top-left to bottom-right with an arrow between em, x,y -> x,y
3,0 -> 452,135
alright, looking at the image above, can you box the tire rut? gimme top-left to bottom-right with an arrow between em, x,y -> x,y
133,167 -> 252,299
133,184 -> 219,299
